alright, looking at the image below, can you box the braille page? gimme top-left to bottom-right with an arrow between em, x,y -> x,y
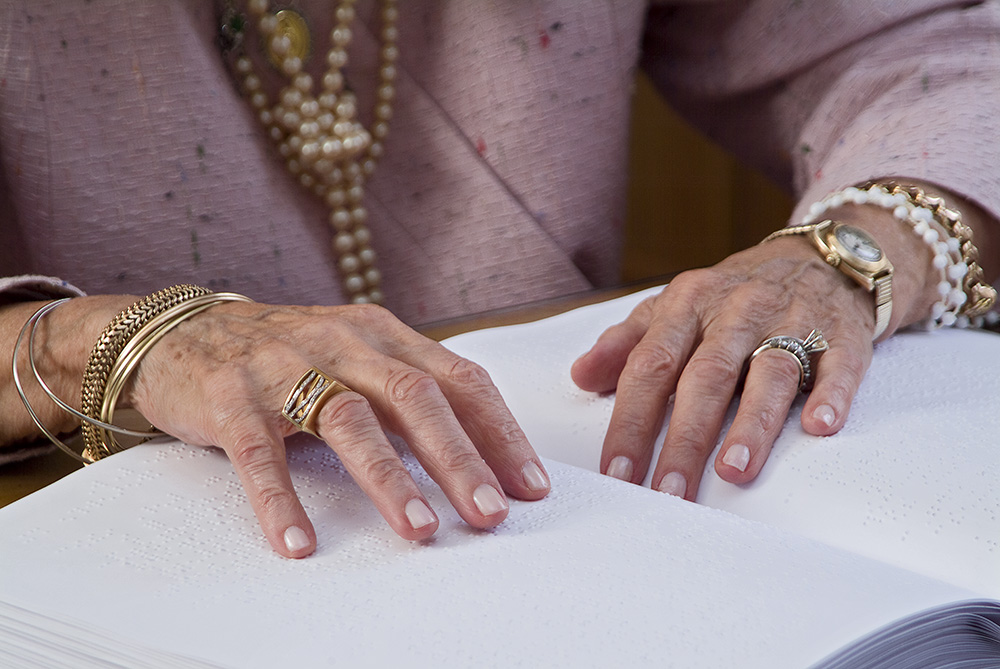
0,439 -> 977,668
442,287 -> 1000,597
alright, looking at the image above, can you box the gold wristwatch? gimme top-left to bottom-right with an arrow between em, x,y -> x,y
763,219 -> 893,340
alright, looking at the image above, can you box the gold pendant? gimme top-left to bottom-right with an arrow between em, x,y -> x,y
266,9 -> 311,68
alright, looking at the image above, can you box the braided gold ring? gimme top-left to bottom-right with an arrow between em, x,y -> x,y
282,367 -> 354,437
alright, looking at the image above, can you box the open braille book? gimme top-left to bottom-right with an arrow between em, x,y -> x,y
1,287 -> 998,668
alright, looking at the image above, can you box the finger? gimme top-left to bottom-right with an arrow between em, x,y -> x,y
218,406 -> 317,559
713,348 -> 801,484
313,389 -> 440,541
801,341 -> 871,436
410,346 -> 550,501
340,352 -> 510,530
571,295 -> 657,393
599,314 -> 698,486
646,331 -> 750,500
346,307 -> 549,501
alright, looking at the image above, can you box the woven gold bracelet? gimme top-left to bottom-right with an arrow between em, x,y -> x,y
96,292 -> 253,456
80,284 -> 213,462
862,181 -> 997,318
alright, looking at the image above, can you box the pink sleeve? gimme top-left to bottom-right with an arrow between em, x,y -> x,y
0,276 -> 85,306
642,0 -> 1000,230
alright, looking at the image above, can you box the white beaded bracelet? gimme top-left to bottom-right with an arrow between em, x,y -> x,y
803,183 -> 967,329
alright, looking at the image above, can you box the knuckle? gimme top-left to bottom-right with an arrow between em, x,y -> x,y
384,367 -> 440,405
669,267 -> 712,292
359,454 -> 407,489
753,350 -> 803,386
667,422 -> 713,459
253,483 -> 298,517
350,302 -> 395,328
322,393 -> 375,433
436,446 -> 487,476
228,433 -> 279,472
612,410 -> 653,442
834,348 -> 868,382
445,357 -> 493,388
745,400 -> 786,437
494,416 -> 527,446
684,349 -> 742,386
627,340 -> 680,378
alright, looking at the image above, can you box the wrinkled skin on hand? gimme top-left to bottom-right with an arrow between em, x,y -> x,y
572,201 -> 950,500
128,301 -> 550,558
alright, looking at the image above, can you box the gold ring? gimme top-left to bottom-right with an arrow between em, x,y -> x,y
282,367 -> 354,437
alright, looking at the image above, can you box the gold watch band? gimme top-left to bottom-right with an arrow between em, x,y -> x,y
872,273 -> 892,340
762,221 -> 893,341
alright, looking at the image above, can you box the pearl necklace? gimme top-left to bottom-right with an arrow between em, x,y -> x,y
225,0 -> 398,304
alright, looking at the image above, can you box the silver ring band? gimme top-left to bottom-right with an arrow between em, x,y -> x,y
748,329 -> 828,392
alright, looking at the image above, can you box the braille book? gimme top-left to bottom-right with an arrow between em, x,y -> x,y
2,288 -> 998,667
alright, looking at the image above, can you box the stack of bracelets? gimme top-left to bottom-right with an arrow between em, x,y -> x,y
13,285 -> 252,464
802,180 -> 998,330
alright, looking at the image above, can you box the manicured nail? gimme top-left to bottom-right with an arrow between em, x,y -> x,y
473,484 -> 508,516
722,444 -> 751,472
813,404 -> 836,428
521,461 -> 550,491
283,525 -> 310,553
606,456 -> 634,482
404,498 -> 436,530
657,471 -> 687,497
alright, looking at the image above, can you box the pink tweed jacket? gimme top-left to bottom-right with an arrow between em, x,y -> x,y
1,0 -> 998,325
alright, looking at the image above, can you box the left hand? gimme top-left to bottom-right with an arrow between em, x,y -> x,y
570,203 -> 940,499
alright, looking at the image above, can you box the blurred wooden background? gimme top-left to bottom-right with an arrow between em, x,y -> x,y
623,73 -> 792,282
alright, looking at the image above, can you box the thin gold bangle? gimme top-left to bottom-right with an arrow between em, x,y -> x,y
80,285 -> 214,461
95,293 -> 253,457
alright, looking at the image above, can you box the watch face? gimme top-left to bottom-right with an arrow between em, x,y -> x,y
833,225 -> 882,263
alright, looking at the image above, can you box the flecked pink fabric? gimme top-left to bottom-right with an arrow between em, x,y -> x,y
1,0 -> 997,325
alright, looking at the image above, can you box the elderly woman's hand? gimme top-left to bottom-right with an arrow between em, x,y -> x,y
121,301 -> 551,557
6,298 -> 550,558
571,194 -> 967,500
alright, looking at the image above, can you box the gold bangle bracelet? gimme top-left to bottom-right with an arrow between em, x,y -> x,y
94,292 -> 253,458
862,181 -> 997,318
80,285 -> 213,461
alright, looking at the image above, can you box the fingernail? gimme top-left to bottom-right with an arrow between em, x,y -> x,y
722,444 -> 751,473
813,404 -> 836,428
657,471 -> 687,497
521,461 -> 549,491
404,498 -> 436,530
473,484 -> 508,516
283,525 -> 310,553
606,455 -> 634,482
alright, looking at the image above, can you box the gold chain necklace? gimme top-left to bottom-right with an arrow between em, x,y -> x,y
222,1 -> 398,304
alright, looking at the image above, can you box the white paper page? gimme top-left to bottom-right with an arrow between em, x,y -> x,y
0,439 -> 975,669
442,288 -> 1000,597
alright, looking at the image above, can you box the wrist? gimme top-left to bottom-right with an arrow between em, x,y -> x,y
799,180 -> 998,334
1,295 -> 137,446
810,205 -> 935,335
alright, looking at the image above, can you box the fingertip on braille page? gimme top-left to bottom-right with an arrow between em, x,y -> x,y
813,404 -> 836,428
722,444 -> 750,473
521,461 -> 549,491
606,455 -> 633,482
472,484 -> 508,516
657,471 -> 687,498
283,525 -> 311,553
404,498 -> 436,530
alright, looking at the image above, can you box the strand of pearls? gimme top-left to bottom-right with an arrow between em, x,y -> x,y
234,0 -> 398,304
804,183 -> 973,328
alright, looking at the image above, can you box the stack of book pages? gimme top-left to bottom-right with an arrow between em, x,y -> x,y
1,288 -> 998,668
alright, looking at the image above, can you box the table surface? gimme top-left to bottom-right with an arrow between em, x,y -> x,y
0,284 -> 655,509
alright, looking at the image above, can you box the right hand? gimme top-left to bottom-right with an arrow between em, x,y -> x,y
12,298 -> 550,558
